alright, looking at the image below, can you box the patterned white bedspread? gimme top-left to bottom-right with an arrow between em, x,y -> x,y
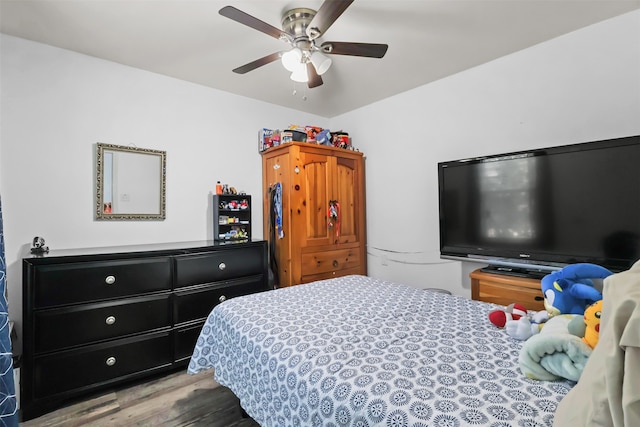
188,275 -> 574,426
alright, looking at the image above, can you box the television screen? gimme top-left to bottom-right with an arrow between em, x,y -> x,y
438,135 -> 640,273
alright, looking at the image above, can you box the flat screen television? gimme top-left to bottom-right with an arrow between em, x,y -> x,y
438,135 -> 640,275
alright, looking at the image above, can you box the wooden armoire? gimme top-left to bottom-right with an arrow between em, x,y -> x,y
262,142 -> 366,287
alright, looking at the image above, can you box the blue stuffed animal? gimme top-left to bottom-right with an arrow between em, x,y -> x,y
541,263 -> 613,316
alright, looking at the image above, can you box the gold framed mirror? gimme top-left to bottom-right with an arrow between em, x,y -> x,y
96,143 -> 166,220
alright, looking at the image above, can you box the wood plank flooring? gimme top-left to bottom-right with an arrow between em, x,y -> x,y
21,370 -> 260,427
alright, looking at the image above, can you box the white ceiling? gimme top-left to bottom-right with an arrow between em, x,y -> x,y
1,0 -> 639,118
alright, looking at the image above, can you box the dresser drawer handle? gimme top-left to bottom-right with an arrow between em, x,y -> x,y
219,295 -> 227,303
105,316 -> 116,325
534,296 -> 544,301
106,357 -> 116,366
218,262 -> 226,271
105,275 -> 116,285
333,260 -> 339,268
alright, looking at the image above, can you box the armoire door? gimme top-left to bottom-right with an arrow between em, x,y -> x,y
297,151 -> 334,247
333,156 -> 362,245
262,150 -> 290,235
262,150 -> 292,285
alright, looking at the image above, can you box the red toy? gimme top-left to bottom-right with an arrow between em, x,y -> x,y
489,303 -> 528,328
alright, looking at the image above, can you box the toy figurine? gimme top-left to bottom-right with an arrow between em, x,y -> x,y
30,236 -> 49,254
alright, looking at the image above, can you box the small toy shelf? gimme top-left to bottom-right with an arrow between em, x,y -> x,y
213,194 -> 251,241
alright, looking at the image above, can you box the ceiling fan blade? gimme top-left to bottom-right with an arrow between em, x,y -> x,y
321,42 -> 388,58
219,6 -> 288,40
306,0 -> 354,40
232,52 -> 281,74
307,63 -> 323,88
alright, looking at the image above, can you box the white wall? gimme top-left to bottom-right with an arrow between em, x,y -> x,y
2,9 -> 639,348
0,34 -> 326,349
331,10 -> 640,296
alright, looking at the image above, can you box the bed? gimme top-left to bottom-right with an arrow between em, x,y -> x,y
188,275 -> 575,426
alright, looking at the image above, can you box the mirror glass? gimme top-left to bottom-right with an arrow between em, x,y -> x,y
96,143 -> 166,220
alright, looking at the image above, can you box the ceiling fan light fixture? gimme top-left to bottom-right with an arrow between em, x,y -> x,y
281,48 -> 303,72
220,2 -> 388,89
310,52 -> 332,75
290,66 -> 309,83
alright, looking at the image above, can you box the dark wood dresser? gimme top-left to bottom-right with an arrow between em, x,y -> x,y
21,240 -> 268,421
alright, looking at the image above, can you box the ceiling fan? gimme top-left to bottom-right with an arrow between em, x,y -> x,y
219,0 -> 388,88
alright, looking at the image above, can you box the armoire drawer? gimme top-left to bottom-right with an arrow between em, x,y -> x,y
173,276 -> 266,325
301,248 -> 361,277
32,257 -> 172,308
34,294 -> 171,353
33,332 -> 172,398
301,266 -> 362,284
174,246 -> 265,288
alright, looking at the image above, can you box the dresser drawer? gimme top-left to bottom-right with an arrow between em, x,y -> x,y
301,248 -> 361,277
174,245 -> 265,288
174,323 -> 204,363
470,269 -> 545,311
34,294 -> 171,353
174,276 -> 266,325
32,257 -> 172,308
33,332 -> 172,398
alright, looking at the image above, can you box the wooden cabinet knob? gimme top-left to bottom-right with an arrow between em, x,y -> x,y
105,275 -> 116,285
332,260 -> 339,268
105,316 -> 116,325
105,357 -> 116,366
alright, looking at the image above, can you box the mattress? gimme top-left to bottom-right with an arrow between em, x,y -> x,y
189,275 -> 574,426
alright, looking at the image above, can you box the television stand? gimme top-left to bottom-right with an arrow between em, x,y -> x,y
479,265 -> 549,280
470,268 -> 546,311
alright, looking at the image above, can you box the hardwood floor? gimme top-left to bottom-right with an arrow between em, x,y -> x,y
21,370 -> 260,427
